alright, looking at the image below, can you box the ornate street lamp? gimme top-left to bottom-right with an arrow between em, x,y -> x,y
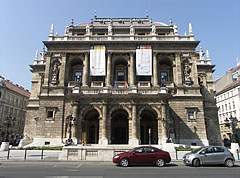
3,116 -> 16,142
224,116 -> 238,143
66,115 -> 74,145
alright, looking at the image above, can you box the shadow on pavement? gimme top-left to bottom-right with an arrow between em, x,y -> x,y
115,163 -> 178,168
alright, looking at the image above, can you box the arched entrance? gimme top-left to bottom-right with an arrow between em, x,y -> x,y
111,109 -> 129,144
140,109 -> 158,144
82,109 -> 99,144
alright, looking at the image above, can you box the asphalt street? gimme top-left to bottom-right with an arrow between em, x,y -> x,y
0,161 -> 239,178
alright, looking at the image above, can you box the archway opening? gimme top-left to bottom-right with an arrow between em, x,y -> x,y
140,109 -> 158,144
82,109 -> 99,144
111,109 -> 129,144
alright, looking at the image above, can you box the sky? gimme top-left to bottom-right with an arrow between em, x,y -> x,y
0,0 -> 239,91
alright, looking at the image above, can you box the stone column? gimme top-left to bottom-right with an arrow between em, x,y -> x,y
174,53 -> 182,85
101,104 -> 108,145
153,52 -> 159,87
131,104 -> 139,145
191,54 -> 199,87
72,102 -> 79,144
82,52 -> 89,87
106,52 -> 112,87
59,53 -> 66,86
43,53 -> 51,86
161,103 -> 168,144
130,52 -> 136,86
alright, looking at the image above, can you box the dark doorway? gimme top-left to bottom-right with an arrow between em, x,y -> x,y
82,109 -> 99,144
111,109 -> 129,144
140,109 -> 158,144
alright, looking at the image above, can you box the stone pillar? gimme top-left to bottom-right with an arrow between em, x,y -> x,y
130,104 -> 139,145
174,53 -> 182,85
130,52 -> 136,86
106,52 -> 112,87
59,53 -> 66,86
82,52 -> 89,87
101,104 -> 108,145
191,54 -> 199,87
43,53 -> 51,86
153,52 -> 159,87
72,102 -> 79,144
161,104 -> 168,144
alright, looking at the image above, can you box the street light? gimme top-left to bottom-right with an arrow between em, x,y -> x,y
3,116 -> 16,142
65,115 -> 74,145
224,116 -> 238,143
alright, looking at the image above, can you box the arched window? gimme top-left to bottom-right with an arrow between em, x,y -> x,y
159,58 -> 173,84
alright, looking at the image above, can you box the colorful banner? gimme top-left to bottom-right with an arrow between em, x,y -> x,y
90,45 -> 106,76
136,45 -> 152,76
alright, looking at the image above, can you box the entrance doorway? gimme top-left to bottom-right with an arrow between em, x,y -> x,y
140,109 -> 158,144
82,109 -> 99,144
111,109 -> 129,144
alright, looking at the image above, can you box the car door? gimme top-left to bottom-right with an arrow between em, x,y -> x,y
128,147 -> 146,165
144,147 -> 157,164
199,147 -> 214,165
212,147 -> 226,164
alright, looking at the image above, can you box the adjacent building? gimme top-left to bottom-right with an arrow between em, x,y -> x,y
23,14 -> 222,148
0,76 -> 30,143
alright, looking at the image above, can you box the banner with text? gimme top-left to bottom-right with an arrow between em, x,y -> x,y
136,45 -> 152,76
90,45 -> 106,76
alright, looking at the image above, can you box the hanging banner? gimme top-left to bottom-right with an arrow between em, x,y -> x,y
90,45 -> 106,76
136,45 -> 152,76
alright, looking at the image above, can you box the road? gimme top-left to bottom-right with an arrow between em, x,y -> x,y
0,161 -> 239,178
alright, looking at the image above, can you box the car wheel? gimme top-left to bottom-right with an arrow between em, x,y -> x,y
192,159 -> 200,167
156,158 -> 165,167
120,158 -> 129,167
225,159 -> 234,167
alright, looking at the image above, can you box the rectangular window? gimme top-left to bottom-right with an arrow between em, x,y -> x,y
74,71 -> 82,82
188,111 -> 194,120
117,71 -> 125,81
46,107 -> 57,121
233,101 -> 235,109
160,72 -> 168,82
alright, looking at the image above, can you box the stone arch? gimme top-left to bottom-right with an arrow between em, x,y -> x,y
113,55 -> 129,83
80,105 -> 102,119
139,107 -> 159,144
138,105 -> 160,118
66,56 -> 84,82
109,105 -> 131,119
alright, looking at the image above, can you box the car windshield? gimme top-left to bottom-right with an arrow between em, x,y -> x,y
125,149 -> 135,153
191,147 -> 203,153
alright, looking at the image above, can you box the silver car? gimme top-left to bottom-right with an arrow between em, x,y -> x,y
183,146 -> 235,167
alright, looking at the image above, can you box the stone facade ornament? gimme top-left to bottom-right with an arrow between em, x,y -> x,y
130,24 -> 134,35
51,59 -> 61,85
86,24 -> 90,35
182,60 -> 193,85
151,24 -> 156,35
108,24 -> 112,35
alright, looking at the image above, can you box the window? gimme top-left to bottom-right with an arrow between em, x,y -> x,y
74,71 -> 82,82
229,103 -> 231,110
213,147 -> 224,153
145,147 -> 159,153
135,148 -> 144,153
46,107 -> 57,121
186,108 -> 198,121
117,71 -> 125,81
188,111 -> 194,120
160,72 -> 168,82
0,91 -> 1,99
225,104 -> 227,111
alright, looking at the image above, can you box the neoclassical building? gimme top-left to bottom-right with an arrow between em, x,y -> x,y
23,15 -> 222,147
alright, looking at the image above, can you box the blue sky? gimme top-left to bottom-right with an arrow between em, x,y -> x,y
0,0 -> 239,90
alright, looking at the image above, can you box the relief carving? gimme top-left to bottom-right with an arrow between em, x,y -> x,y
51,59 -> 61,85
182,58 -> 193,85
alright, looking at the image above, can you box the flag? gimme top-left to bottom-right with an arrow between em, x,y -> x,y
125,81 -> 129,88
114,81 -> 119,88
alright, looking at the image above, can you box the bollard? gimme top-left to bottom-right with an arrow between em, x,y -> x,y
237,149 -> 239,160
175,149 -> 178,160
41,149 -> 44,160
24,149 -> 27,161
7,148 -> 10,160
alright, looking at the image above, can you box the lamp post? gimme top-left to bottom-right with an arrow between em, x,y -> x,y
66,115 -> 74,146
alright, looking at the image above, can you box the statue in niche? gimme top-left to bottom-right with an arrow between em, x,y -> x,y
51,60 -> 61,85
183,60 -> 192,85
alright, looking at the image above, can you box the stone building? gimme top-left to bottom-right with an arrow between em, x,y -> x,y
215,79 -> 240,143
0,76 -> 30,143
23,15 -> 222,148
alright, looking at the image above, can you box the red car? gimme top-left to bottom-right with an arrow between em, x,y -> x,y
113,146 -> 171,167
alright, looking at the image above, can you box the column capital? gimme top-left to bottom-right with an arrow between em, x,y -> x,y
84,51 -> 89,56
71,101 -> 79,106
153,51 -> 158,56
